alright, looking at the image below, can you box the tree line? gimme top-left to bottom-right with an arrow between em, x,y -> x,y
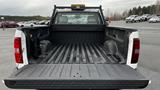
0,15 -> 49,22
128,1 -> 160,16
109,0 -> 160,20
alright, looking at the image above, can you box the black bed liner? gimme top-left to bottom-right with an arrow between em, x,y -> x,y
4,64 -> 149,89
40,43 -> 123,64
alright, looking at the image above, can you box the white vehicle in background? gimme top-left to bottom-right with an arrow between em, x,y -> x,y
125,15 -> 138,23
147,15 -> 154,20
45,20 -> 50,25
17,21 -> 36,27
141,14 -> 150,21
148,16 -> 160,23
17,22 -> 25,27
38,20 -> 46,25
17,21 -> 47,27
133,16 -> 142,22
38,20 -> 50,25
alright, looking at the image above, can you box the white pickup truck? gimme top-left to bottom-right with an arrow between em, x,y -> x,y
4,5 -> 149,90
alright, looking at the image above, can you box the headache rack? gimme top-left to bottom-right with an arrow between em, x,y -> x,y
55,5 -> 102,9
50,5 -> 106,25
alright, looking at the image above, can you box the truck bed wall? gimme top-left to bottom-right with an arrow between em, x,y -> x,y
50,31 -> 105,44
105,27 -> 130,59
50,25 -> 105,44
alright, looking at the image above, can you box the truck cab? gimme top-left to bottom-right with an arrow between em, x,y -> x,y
4,4 -> 149,90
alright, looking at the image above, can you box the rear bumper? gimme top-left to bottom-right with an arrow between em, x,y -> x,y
5,79 -> 149,89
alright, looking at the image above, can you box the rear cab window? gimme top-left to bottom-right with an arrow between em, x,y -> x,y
54,12 -> 102,25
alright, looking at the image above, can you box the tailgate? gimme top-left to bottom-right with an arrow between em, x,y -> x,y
4,64 -> 149,89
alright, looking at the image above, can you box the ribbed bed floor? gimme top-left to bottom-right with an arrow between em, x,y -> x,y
40,43 -> 121,64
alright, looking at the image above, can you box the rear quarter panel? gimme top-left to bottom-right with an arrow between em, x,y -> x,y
127,31 -> 139,69
15,29 -> 28,69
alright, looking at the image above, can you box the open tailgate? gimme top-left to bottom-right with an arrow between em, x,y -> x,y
4,64 -> 149,89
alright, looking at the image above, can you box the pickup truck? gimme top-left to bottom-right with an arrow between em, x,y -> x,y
4,5 -> 149,90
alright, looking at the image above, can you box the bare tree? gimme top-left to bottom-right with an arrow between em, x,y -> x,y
122,10 -> 128,18
155,0 -> 160,15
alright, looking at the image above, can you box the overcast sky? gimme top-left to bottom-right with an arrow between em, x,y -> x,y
0,0 -> 157,16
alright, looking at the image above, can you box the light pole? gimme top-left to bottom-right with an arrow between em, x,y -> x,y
1,17 -> 5,31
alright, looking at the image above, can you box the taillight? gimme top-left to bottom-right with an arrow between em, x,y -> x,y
131,38 -> 140,64
14,37 -> 23,63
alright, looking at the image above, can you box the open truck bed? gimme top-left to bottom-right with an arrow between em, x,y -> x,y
4,64 -> 149,89
4,28 -> 149,89
4,5 -> 149,89
4,41 -> 149,89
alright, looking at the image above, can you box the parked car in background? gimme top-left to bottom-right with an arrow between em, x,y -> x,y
141,14 -> 150,21
9,21 -> 19,28
17,21 -> 39,27
17,21 -> 34,27
133,16 -> 142,22
0,21 -> 19,28
38,20 -> 46,25
45,20 -> 50,25
125,14 -> 160,23
17,21 -> 48,27
38,20 -> 50,25
147,15 -> 154,20
0,22 -> 2,28
125,15 -> 138,23
148,16 -> 160,23
17,22 -> 25,27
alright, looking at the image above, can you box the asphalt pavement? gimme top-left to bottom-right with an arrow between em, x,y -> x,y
0,21 -> 160,90
110,21 -> 160,90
